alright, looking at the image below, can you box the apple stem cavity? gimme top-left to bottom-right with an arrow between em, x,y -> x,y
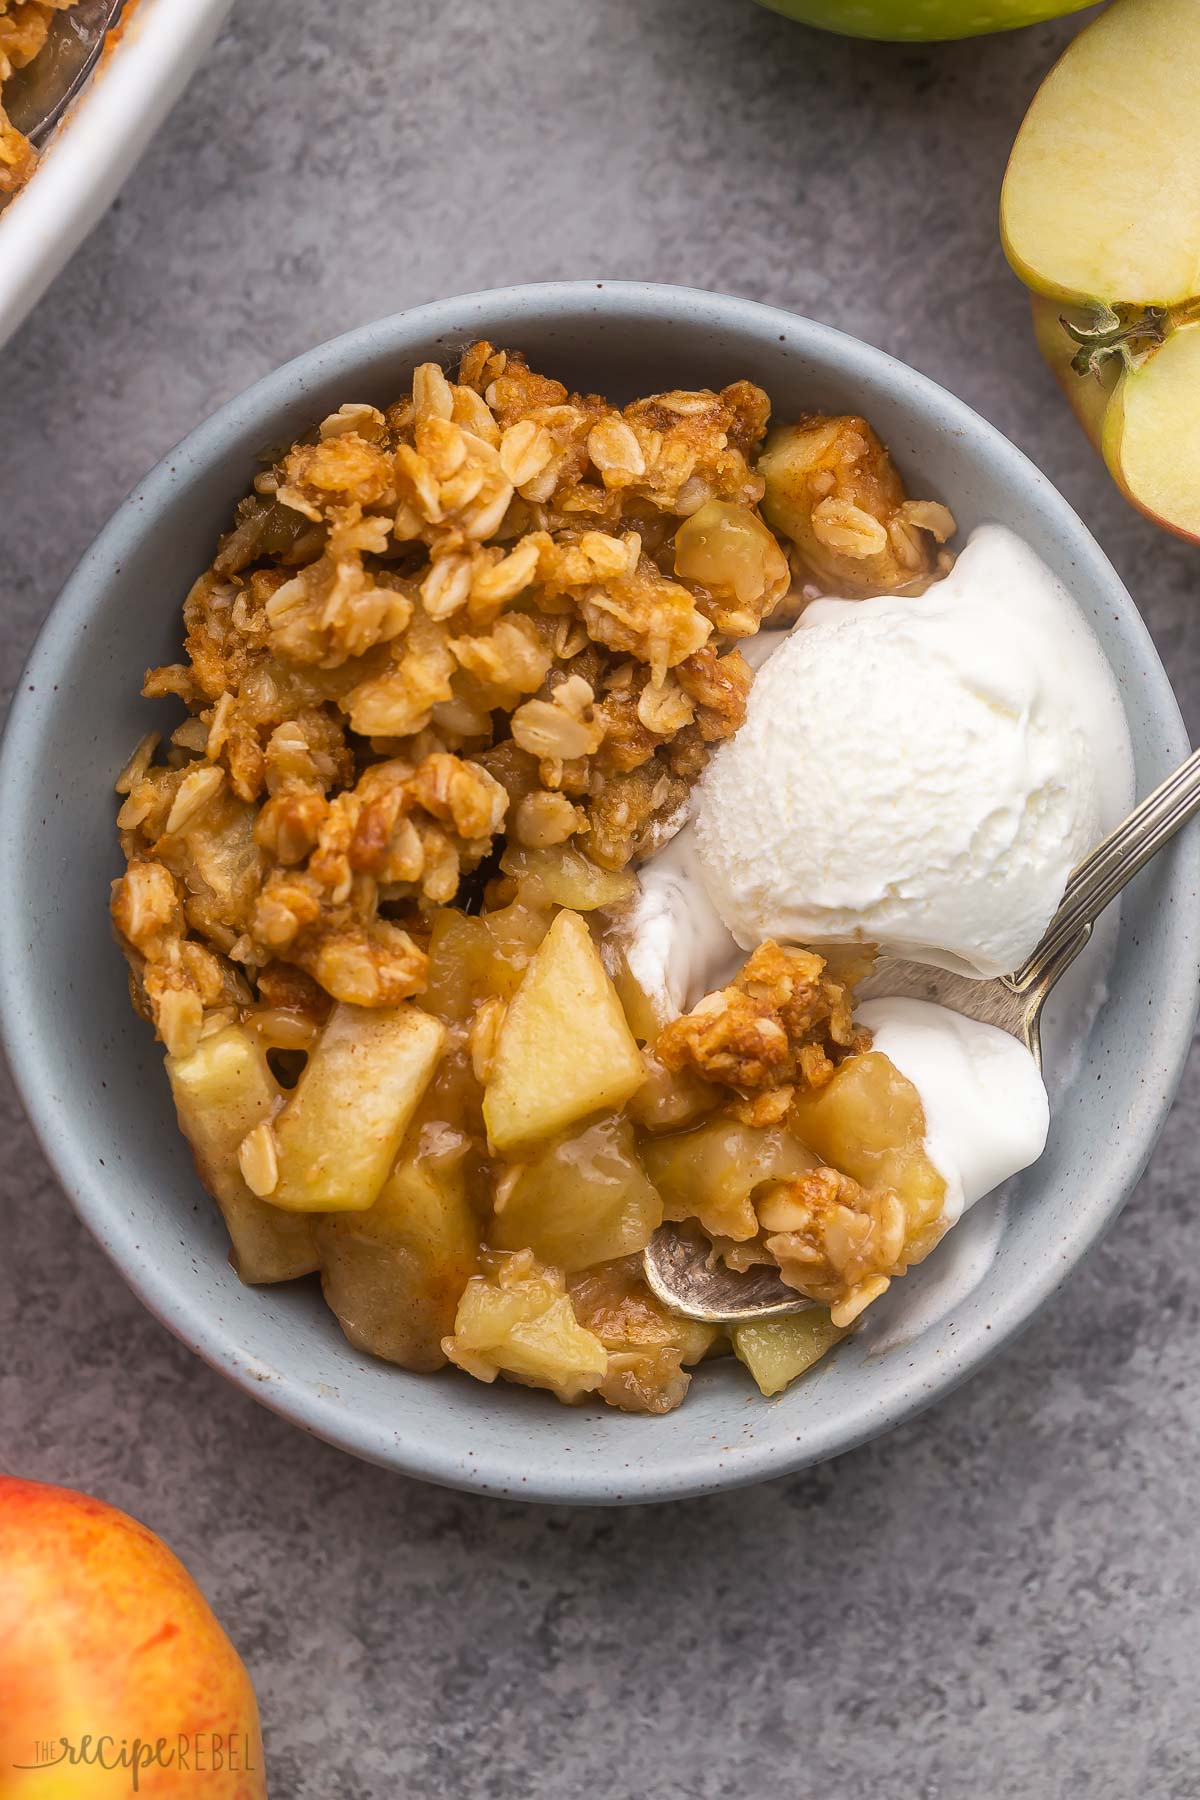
1060,302 -> 1171,379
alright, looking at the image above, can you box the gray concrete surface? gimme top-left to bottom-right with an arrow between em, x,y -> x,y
4,2 -> 1200,1795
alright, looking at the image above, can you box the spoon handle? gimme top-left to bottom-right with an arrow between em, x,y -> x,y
1016,744 -> 1200,991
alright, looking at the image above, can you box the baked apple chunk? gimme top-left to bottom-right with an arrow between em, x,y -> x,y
166,1025 -> 318,1285
272,1004 -> 446,1212
317,1146 -> 479,1371
490,1114 -> 662,1271
483,910 -> 644,1152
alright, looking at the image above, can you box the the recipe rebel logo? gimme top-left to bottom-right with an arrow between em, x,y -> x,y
11,1730 -> 259,1790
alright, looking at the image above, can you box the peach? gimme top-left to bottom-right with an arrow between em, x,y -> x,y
0,1477 -> 266,1797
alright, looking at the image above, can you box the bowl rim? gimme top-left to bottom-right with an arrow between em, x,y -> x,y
3,279 -> 1197,1503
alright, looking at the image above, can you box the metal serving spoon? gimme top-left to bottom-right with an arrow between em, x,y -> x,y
643,743 -> 1200,1325
2,0 -> 124,162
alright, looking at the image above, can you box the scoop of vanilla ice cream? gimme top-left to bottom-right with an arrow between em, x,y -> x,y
694,525 -> 1133,979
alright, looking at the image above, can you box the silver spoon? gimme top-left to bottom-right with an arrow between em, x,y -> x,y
2,0 -> 124,161
643,743 -> 1200,1325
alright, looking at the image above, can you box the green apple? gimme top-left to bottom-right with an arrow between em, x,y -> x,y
1003,0 -> 1200,542
756,0 -> 1094,43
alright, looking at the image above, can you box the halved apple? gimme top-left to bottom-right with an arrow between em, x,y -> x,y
1001,0 -> 1200,542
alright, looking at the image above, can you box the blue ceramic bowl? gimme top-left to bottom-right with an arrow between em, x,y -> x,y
2,282 -> 1196,1502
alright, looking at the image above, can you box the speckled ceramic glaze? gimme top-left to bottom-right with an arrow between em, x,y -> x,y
2,282 -> 1195,1503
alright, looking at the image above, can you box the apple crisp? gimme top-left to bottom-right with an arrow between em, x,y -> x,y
0,0 -> 81,196
112,343 -> 956,1413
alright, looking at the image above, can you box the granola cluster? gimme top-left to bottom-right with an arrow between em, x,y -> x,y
657,940 -> 869,1119
759,412 -> 956,601
757,1167 -> 911,1328
113,344 -> 781,1055
0,0 -> 79,196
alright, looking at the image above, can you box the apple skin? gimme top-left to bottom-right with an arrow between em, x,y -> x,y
0,1477 -> 266,1798
755,0 -> 1095,42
